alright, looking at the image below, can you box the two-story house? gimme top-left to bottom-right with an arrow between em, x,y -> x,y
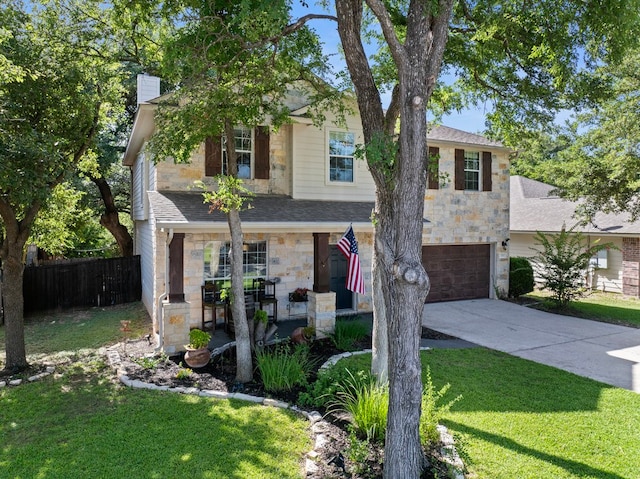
124,75 -> 511,352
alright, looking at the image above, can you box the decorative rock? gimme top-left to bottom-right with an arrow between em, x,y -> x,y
182,387 -> 200,395
307,411 -> 323,424
305,458 -> 319,475
0,381 -> 6,388
307,450 -> 319,459
232,392 -> 264,403
9,379 -> 22,386
314,434 -> 328,449
263,398 -> 289,409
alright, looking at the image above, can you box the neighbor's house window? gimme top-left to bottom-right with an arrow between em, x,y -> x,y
329,131 -> 355,182
204,241 -> 268,292
455,149 -> 492,191
204,126 -> 270,179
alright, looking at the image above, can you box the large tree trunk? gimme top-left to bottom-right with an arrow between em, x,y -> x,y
224,120 -> 253,383
336,0 -> 454,476
0,201 -> 39,374
92,176 -> 134,257
1,244 -> 28,374
370,235 -> 388,383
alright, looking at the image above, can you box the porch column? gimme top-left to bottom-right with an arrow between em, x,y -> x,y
168,233 -> 185,302
622,237 -> 640,298
313,232 -> 330,293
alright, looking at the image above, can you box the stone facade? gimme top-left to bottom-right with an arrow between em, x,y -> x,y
160,300 -> 191,353
308,291 -> 337,339
623,237 -> 640,297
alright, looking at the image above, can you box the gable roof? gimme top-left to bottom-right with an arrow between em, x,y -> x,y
510,175 -> 640,235
148,191 -> 375,232
428,125 -> 507,150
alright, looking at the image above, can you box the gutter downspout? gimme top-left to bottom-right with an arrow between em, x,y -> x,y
155,228 -> 173,352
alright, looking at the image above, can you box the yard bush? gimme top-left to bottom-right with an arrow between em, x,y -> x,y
508,257 -> 535,298
330,316 -> 369,351
255,343 -> 315,392
298,366 -> 372,409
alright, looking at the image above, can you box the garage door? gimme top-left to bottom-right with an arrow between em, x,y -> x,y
421,244 -> 490,303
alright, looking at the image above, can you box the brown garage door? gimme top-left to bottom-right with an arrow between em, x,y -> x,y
422,244 -> 490,303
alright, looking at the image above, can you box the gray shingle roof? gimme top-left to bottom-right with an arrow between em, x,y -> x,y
428,125 -> 505,149
510,176 -> 640,235
148,191 -> 374,226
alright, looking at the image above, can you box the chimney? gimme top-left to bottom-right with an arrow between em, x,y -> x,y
136,74 -> 161,105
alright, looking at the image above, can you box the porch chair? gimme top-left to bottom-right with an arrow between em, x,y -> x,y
201,282 -> 227,333
253,278 -> 278,324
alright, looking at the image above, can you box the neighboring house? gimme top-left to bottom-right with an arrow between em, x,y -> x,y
123,74 -> 511,352
510,175 -> 640,297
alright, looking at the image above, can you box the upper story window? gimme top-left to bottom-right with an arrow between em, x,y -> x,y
223,127 -> 252,179
329,131 -> 355,183
464,151 -> 480,191
205,126 -> 270,180
455,149 -> 492,192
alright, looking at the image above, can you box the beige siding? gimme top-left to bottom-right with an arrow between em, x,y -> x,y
291,113 -> 376,201
135,219 -> 158,322
131,153 -> 147,221
510,232 -> 624,293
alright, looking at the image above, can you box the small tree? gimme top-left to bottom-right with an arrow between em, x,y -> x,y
508,257 -> 535,299
531,225 -> 613,308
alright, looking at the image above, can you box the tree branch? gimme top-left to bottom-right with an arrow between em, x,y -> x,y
365,0 -> 407,66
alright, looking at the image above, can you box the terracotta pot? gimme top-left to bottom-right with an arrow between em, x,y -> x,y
184,347 -> 210,368
291,327 -> 310,344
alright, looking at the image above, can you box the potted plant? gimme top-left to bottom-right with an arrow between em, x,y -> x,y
289,287 -> 309,302
184,328 -> 211,368
291,325 -> 315,344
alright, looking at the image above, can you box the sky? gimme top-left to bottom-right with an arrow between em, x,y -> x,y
291,2 -> 489,134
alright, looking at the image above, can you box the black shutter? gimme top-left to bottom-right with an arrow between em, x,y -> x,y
254,126 -> 270,179
205,137 -> 222,176
428,146 -> 440,190
454,148 -> 465,190
482,151 -> 492,192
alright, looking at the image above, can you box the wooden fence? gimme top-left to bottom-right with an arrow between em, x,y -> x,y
23,256 -> 141,314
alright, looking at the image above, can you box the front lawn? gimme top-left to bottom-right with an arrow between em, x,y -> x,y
0,360 -> 311,479
339,349 -> 640,479
525,291 -> 640,327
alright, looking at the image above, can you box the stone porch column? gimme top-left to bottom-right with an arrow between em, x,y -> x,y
308,291 -> 336,339
161,300 -> 191,354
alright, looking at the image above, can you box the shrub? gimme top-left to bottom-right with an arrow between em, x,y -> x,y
532,225 -> 615,307
509,257 -> 535,298
331,317 -> 369,351
255,343 -> 315,392
298,366 -> 372,409
188,328 -> 211,349
420,366 -> 462,447
331,370 -> 387,443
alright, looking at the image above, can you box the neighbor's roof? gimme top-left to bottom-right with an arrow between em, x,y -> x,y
148,191 -> 375,233
428,125 -> 507,150
510,175 -> 640,235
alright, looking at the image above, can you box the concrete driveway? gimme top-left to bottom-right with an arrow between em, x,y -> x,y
422,299 -> 640,393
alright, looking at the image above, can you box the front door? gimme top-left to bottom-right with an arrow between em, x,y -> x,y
330,245 -> 353,310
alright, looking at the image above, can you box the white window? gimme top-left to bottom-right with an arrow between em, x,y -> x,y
464,151 -> 480,191
204,241 -> 267,292
590,249 -> 608,269
329,131 -> 355,182
222,127 -> 252,179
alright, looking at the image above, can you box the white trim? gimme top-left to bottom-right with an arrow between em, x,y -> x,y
154,221 -> 373,234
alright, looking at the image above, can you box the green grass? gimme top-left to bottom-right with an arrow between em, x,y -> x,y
337,349 -> 640,479
0,302 -> 150,364
525,291 -> 640,327
0,363 -> 311,479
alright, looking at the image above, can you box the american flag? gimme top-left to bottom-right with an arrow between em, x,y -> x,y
337,225 -> 366,295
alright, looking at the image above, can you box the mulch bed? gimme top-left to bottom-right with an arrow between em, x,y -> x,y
118,331 -> 458,479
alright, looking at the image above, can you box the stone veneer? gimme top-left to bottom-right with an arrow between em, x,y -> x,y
160,300 -> 191,353
161,231 -> 374,332
307,291 -> 337,339
622,237 -> 640,297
